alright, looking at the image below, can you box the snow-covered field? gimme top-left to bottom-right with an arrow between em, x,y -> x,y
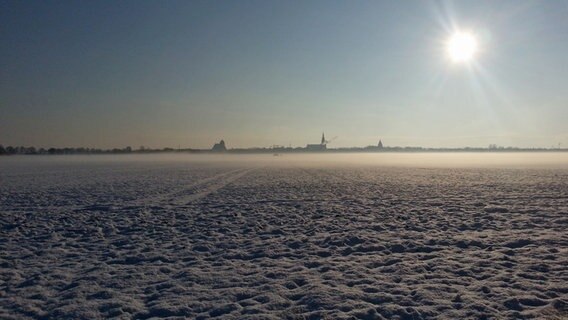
1,154 -> 567,319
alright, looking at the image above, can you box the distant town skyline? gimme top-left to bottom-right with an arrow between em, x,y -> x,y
2,1 -> 568,149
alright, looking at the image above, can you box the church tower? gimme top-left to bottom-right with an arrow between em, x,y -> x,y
321,132 -> 326,145
378,140 -> 384,149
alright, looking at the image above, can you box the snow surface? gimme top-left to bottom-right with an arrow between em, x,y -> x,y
1,154 -> 567,319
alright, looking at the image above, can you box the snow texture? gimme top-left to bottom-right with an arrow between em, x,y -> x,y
1,155 -> 567,319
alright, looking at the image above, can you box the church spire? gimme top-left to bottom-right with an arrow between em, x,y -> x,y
321,132 -> 326,145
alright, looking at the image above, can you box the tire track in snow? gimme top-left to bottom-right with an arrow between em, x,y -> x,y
167,168 -> 256,206
124,168 -> 249,207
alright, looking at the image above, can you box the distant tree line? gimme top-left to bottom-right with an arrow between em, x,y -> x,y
0,145 -> 202,155
0,144 -> 565,156
0,145 -> 133,155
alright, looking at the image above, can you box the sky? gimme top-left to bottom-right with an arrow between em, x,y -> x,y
1,0 -> 568,149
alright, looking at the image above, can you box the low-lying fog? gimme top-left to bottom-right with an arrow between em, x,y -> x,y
2,152 -> 568,170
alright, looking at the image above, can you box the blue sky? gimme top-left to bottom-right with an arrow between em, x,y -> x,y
1,0 -> 567,148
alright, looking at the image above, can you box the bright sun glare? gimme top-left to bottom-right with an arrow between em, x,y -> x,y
447,31 -> 478,63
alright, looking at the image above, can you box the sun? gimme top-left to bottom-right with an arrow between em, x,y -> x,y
447,31 -> 478,63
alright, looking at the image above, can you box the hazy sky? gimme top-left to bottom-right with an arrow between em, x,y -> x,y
1,0 -> 568,149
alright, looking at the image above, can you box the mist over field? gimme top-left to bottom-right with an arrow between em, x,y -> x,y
3,152 -> 568,169
1,154 -> 567,319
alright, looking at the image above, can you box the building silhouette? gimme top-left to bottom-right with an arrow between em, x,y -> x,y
211,140 -> 227,152
306,133 -> 327,151
378,139 -> 384,149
